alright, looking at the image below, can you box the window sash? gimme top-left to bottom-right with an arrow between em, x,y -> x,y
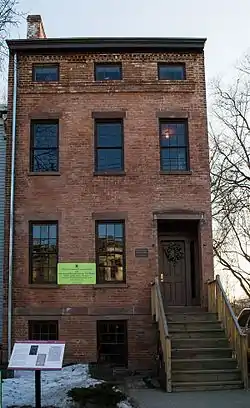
95,64 -> 122,81
33,64 -> 59,82
158,63 -> 185,80
29,321 -> 58,341
95,120 -> 124,172
30,121 -> 59,172
159,120 -> 189,171
96,221 -> 126,283
160,146 -> 188,171
30,222 -> 58,284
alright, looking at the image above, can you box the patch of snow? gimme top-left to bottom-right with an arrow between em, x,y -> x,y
3,364 -> 101,408
118,401 -> 134,408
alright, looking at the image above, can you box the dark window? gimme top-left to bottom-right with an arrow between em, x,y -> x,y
30,120 -> 59,172
160,120 -> 189,171
96,221 -> 125,283
158,63 -> 185,80
33,64 -> 59,82
30,222 -> 58,284
29,321 -> 58,340
97,320 -> 128,367
95,64 -> 122,81
95,120 -> 124,172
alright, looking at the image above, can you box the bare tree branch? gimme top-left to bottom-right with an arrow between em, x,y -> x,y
210,60 -> 250,298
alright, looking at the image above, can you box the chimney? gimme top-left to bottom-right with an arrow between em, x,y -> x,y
27,15 -> 46,39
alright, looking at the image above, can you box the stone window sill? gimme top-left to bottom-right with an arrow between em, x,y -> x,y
29,284 -> 59,288
28,172 -> 61,176
93,171 -> 126,177
93,283 -> 128,289
160,170 -> 193,175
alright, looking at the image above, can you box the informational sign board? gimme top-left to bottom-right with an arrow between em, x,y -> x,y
57,263 -> 96,284
8,341 -> 65,371
135,248 -> 149,258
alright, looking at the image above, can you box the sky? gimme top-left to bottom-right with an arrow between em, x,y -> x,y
9,0 -> 249,298
10,0 -> 250,82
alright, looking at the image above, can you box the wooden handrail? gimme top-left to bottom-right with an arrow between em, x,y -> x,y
151,277 -> 172,392
208,275 -> 248,389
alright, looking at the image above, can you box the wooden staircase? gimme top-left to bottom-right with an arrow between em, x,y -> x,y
167,307 -> 242,391
151,276 -> 249,392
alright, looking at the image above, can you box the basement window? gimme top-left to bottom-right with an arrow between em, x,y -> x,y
29,321 -> 58,341
97,320 -> 128,367
33,64 -> 59,82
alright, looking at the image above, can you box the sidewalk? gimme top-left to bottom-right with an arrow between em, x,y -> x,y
129,388 -> 250,408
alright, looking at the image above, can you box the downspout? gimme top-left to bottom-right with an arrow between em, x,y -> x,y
8,52 -> 17,360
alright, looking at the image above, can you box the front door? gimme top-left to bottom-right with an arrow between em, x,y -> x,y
160,239 -> 190,306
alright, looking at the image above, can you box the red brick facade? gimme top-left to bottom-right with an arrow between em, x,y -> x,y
3,43 -> 213,368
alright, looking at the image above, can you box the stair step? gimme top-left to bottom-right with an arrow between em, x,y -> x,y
172,347 -> 233,359
172,358 -> 238,370
165,307 -> 208,314
170,329 -> 225,339
168,321 -> 221,331
172,369 -> 241,382
172,337 -> 229,348
172,380 -> 243,392
167,313 -> 218,322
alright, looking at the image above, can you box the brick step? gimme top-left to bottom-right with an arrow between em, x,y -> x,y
172,337 -> 229,348
172,369 -> 241,383
171,347 -> 233,359
172,380 -> 243,392
170,329 -> 225,339
166,313 -> 218,322
172,358 -> 238,371
168,321 -> 221,331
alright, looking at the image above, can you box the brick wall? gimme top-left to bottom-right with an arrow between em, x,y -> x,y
3,50 -> 213,368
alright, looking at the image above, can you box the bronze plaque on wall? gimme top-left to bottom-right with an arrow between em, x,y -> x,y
135,248 -> 149,258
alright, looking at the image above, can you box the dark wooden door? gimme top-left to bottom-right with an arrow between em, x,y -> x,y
160,239 -> 189,306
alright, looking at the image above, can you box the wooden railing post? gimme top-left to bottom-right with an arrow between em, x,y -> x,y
152,276 -> 172,392
241,335 -> 249,389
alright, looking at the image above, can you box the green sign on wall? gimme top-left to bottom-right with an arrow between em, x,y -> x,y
58,263 -> 96,284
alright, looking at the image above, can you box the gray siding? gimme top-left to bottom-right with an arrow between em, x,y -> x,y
0,117 -> 6,341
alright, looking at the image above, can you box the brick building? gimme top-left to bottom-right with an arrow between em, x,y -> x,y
4,15 -> 213,371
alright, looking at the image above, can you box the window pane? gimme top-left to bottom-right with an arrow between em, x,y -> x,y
34,65 -> 59,82
161,147 -> 187,171
115,223 -> 123,238
95,65 -> 122,80
33,123 -> 58,149
33,149 -> 58,172
49,224 -> 57,240
159,64 -> 185,80
107,223 -> 115,239
160,123 -> 186,147
97,148 -> 122,171
98,224 -> 106,238
96,122 -> 122,147
32,225 -> 41,239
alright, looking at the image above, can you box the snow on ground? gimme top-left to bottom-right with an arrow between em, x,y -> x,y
3,364 -> 132,408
